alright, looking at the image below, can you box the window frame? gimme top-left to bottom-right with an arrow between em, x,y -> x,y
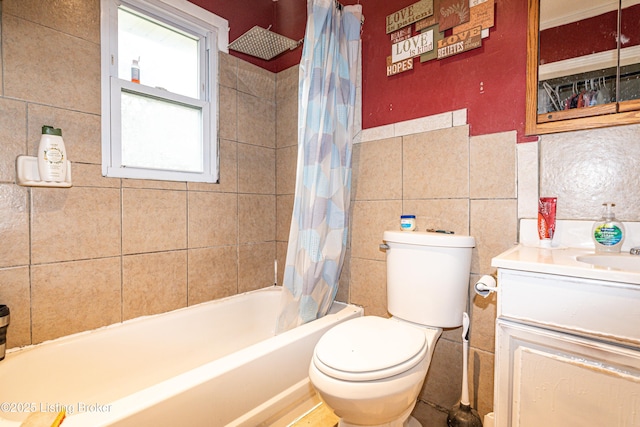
100,0 -> 229,183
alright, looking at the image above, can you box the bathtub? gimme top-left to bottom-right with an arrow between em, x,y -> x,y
0,286 -> 362,427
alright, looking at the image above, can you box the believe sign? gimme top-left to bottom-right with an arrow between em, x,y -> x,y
392,31 -> 434,63
437,26 -> 482,59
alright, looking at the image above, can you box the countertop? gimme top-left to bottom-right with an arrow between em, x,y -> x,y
492,244 -> 640,285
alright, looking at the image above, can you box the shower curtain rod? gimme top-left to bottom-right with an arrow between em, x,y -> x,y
294,1 -> 363,48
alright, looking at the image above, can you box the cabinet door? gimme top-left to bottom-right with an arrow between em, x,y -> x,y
495,320 -> 640,427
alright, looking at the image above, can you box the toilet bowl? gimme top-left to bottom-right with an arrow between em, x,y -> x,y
309,316 -> 442,427
309,231 -> 475,427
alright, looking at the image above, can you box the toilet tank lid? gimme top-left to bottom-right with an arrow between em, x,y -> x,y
383,231 -> 475,248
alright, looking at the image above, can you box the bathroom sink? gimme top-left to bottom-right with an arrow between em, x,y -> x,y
576,254 -> 640,273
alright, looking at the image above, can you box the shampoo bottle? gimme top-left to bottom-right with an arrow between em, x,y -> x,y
592,202 -> 625,253
37,125 -> 67,182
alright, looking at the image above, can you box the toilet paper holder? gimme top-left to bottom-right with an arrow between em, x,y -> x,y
475,274 -> 498,297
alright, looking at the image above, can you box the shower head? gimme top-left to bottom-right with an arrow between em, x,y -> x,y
228,26 -> 301,61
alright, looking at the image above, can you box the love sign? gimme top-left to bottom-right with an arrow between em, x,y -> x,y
386,0 -> 434,34
392,31 -> 434,63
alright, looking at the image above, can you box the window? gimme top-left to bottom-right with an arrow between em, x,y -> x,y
101,0 -> 228,182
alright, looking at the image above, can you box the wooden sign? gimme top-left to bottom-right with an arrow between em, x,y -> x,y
415,0 -> 439,31
384,0 -> 495,77
453,0 -> 494,34
420,25 -> 444,62
387,56 -> 414,76
437,25 -> 482,60
390,27 -> 412,43
438,0 -> 470,31
386,0 -> 434,34
392,31 -> 434,63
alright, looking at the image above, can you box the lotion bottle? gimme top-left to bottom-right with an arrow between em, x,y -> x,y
592,202 -> 625,253
37,125 -> 67,182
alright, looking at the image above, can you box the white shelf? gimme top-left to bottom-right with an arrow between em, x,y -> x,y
539,45 -> 640,81
16,155 -> 72,188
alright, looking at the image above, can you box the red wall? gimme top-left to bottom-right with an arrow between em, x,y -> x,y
189,0 -> 307,73
192,0 -> 531,141
540,5 -> 640,65
540,11 -> 617,64
357,0 -> 529,141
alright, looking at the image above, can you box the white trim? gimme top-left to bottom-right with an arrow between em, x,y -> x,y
540,0 -> 618,30
541,0 -> 640,31
359,109 -> 468,143
539,45 -> 640,81
123,0 -> 229,51
100,0 -> 223,183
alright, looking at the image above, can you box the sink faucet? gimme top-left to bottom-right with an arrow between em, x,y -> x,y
631,247 -> 640,255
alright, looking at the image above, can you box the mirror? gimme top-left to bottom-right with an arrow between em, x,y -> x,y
526,0 -> 640,135
619,0 -> 640,110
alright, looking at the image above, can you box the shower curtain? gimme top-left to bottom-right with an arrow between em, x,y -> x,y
276,0 -> 362,333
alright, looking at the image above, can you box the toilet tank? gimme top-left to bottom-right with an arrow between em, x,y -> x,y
383,231 -> 475,328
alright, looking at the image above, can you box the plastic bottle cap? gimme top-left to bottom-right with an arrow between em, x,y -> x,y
41,125 -> 62,136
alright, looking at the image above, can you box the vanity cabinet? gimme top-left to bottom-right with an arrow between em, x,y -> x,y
493,269 -> 640,427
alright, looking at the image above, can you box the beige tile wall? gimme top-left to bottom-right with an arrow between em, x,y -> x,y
275,65 -> 299,288
0,2 -> 277,346
348,122 -> 517,420
337,107 -> 640,425
275,64 -> 516,419
6,1 -> 637,423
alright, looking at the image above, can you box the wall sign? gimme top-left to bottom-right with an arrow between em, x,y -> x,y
420,25 -> 444,62
386,0 -> 434,34
385,0 -> 495,76
392,31 -> 434,63
415,0 -> 440,31
437,25 -> 482,59
438,0 -> 470,31
390,27 -> 412,43
453,0 -> 494,34
387,56 -> 414,76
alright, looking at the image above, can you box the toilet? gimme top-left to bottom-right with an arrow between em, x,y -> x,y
309,230 -> 475,427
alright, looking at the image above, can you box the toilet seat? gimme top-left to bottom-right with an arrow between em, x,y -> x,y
313,316 -> 428,382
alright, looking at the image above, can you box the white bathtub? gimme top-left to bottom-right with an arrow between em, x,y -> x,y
0,286 -> 362,427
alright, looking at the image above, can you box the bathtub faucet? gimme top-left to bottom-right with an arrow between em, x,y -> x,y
0,305 -> 9,361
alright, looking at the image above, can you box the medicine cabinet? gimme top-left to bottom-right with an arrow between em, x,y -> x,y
525,0 -> 640,135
